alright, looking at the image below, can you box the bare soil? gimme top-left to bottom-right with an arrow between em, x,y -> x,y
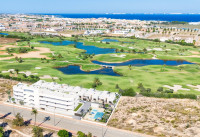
108,96 -> 200,137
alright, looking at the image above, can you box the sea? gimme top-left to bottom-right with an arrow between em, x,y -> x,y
36,13 -> 200,22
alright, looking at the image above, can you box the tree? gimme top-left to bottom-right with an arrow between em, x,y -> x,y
6,90 -> 11,99
193,40 -> 196,46
31,108 -> 38,125
121,88 -> 136,97
128,65 -> 132,70
92,78 -> 102,88
19,100 -> 24,105
12,113 -> 24,126
115,49 -> 119,53
11,98 -> 15,115
115,84 -> 119,89
77,131 -> 86,137
18,57 -> 23,63
58,54 -> 63,58
137,83 -> 144,89
87,132 -> 92,137
32,126 -> 43,137
143,48 -> 147,53
157,87 -> 163,92
0,127 -> 4,137
15,69 -> 19,74
120,49 -> 124,52
57,130 -> 69,137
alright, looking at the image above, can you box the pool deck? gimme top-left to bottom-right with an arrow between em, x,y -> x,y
84,107 -> 105,122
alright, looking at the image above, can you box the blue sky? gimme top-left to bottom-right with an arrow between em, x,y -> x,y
1,0 -> 200,13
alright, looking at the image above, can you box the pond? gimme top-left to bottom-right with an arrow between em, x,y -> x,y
39,40 -> 117,55
0,33 -> 8,36
101,39 -> 134,44
56,65 -> 120,76
101,39 -> 119,42
92,59 -> 194,66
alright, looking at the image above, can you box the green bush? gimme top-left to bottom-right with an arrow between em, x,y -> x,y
57,130 -> 69,137
121,88 -> 136,97
12,113 -> 24,126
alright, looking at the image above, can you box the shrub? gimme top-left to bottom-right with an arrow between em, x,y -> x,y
0,127 -> 4,137
121,88 -> 136,97
77,131 -> 86,137
32,126 -> 43,137
12,113 -> 24,126
57,129 -> 69,137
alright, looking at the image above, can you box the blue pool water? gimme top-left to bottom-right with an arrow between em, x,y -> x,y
39,40 -> 116,55
94,112 -> 104,120
92,59 -> 194,66
91,109 -> 98,114
0,33 -> 8,36
56,65 -> 120,76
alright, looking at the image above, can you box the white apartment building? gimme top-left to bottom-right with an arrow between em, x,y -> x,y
13,80 -> 117,115
0,24 -> 5,30
84,30 -> 103,35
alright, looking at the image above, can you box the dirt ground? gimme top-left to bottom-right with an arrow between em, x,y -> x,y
0,38 -> 19,44
108,96 -> 200,137
0,79 -> 19,102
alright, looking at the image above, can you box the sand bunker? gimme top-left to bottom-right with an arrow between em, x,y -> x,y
152,55 -> 157,59
0,46 -> 51,60
40,75 -> 58,80
110,54 -> 126,58
35,67 -> 41,70
163,85 -> 190,92
187,84 -> 200,91
19,71 -> 38,76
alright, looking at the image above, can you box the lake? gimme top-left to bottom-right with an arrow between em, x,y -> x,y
92,59 -> 194,66
56,65 -> 120,76
39,40 -> 117,55
0,33 -> 8,36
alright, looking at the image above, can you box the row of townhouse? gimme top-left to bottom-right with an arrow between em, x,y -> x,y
13,80 -> 117,115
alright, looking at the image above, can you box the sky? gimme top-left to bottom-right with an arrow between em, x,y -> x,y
0,0 -> 200,14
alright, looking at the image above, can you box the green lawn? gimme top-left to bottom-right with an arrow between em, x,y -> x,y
0,33 -> 200,95
74,103 -> 83,111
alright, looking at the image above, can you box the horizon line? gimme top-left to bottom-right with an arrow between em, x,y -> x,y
1,13 -> 200,15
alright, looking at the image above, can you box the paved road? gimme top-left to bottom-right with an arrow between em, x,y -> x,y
0,103 -> 146,137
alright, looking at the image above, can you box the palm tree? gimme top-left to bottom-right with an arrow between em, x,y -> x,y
128,65 -> 132,70
31,108 -> 38,125
6,90 -> 11,99
193,40 -> 196,46
12,98 -> 15,115
15,69 -> 19,74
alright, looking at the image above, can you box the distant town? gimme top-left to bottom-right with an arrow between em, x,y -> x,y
0,14 -> 199,45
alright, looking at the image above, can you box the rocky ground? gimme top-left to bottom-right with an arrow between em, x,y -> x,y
108,96 -> 200,137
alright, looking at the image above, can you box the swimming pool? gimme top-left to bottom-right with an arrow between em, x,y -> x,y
90,109 -> 104,120
94,112 -> 104,120
91,109 -> 98,114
